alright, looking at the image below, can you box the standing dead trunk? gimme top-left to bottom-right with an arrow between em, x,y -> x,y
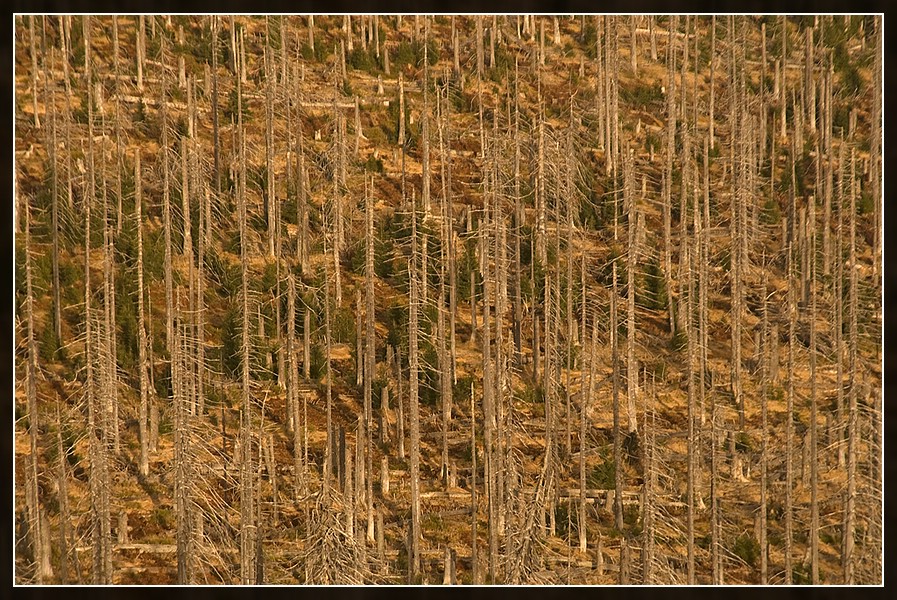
174,293 -> 194,584
234,19 -> 256,581
581,312 -> 597,555
809,194 -> 819,584
784,210 -> 796,583
364,177 -> 376,543
135,152 -> 149,478
611,263 -> 623,531
760,268 -> 769,584
409,194 -> 422,579
211,16 -> 219,194
470,381 -> 478,584
29,16 -> 40,129
625,151 -> 639,436
396,346 -> 405,460
24,192 -> 52,583
264,28 -> 276,259
871,18 -> 881,283
663,17 -> 678,335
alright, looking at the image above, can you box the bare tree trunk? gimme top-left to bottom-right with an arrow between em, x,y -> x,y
364,176 -> 375,543
44,34 -> 62,349
24,191 -> 52,583
809,192 -> 819,584
871,18 -> 881,283
536,72 -> 546,267
611,263 -> 623,531
55,402 -> 70,583
843,145 -> 858,583
512,62 -> 523,365
287,273 -> 301,497
409,192 -> 421,579
581,310 -> 596,555
323,253 -> 334,496
210,16 -> 219,194
85,17 -> 112,583
785,213 -> 796,584
135,152 -> 149,478
174,292 -> 194,584
470,381 -> 478,584
643,369 -> 657,583
397,346 -> 405,460
760,268 -> 769,584
233,19 -> 255,581
663,17 -> 677,335
29,16 -> 40,129
265,27 -> 276,258
136,15 -> 145,93
196,171 -> 206,417
625,151 -> 638,436
685,138 -> 695,585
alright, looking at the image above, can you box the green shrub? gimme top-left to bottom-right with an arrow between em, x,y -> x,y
361,154 -> 384,173
637,254 -> 668,312
792,563 -> 811,584
735,431 -> 754,454
392,38 -> 438,72
670,328 -> 687,352
581,21 -> 598,51
761,197 -> 782,224
223,87 -> 252,123
732,533 -> 760,567
587,447 -> 616,490
309,342 -> 326,380
332,306 -> 356,344
153,507 -> 175,531
619,81 -> 664,110
516,383 -> 544,405
858,190 -> 874,215
347,46 -> 379,73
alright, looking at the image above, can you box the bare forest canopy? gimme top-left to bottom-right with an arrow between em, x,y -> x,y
14,14 -> 882,585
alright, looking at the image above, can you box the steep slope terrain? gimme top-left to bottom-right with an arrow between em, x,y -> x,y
14,15 -> 881,585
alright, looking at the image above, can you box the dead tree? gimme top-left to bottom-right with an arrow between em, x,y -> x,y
809,192 -> 819,584
663,17 -> 678,335
24,193 -> 52,582
29,16 -> 40,129
265,24 -> 276,258
364,177 -> 375,543
82,16 -> 111,584
409,180 -> 422,579
611,262 -> 623,531
43,36 -> 62,348
759,268 -> 769,584
174,295 -> 195,584
785,212 -> 796,584
709,16 -> 716,149
211,16 -> 220,194
871,18 -> 881,282
135,152 -> 150,477
843,144 -> 859,583
625,150 -> 639,436
233,18 -> 256,582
